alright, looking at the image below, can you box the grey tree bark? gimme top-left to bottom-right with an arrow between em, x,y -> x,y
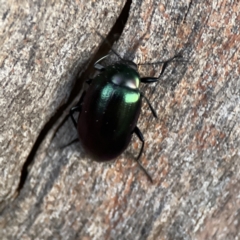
0,0 -> 239,239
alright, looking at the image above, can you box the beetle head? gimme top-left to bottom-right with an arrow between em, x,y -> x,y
110,63 -> 140,90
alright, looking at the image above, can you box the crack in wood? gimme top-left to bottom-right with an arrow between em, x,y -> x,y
16,0 -> 132,195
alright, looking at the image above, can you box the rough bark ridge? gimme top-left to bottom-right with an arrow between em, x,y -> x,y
0,0 -> 240,239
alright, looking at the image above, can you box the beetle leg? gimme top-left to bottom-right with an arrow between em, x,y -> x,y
140,52 -> 186,82
69,106 -> 81,129
134,126 -> 145,160
140,61 -> 169,84
134,126 -> 153,183
69,91 -> 86,128
94,54 -> 109,71
140,92 -> 157,118
140,77 -> 159,83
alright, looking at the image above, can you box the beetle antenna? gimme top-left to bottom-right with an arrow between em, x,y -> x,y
138,51 -> 187,66
95,31 -> 124,61
110,48 -> 124,61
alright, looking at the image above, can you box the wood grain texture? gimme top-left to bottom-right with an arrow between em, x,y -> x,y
1,0 -> 240,239
0,0 -> 126,202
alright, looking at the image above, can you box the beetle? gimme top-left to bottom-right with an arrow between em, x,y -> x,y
70,53 -> 171,182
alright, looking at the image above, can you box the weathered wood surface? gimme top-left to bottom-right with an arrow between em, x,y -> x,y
1,0 -> 240,239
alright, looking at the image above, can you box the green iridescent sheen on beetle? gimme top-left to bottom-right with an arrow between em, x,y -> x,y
70,57 -> 160,182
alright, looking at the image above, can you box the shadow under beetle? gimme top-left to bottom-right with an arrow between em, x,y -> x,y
70,52 -> 177,183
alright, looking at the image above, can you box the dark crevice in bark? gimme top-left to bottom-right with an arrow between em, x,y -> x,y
17,0 -> 132,194
183,0 -> 193,22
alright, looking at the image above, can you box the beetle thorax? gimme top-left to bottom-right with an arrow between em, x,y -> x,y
110,64 -> 140,90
